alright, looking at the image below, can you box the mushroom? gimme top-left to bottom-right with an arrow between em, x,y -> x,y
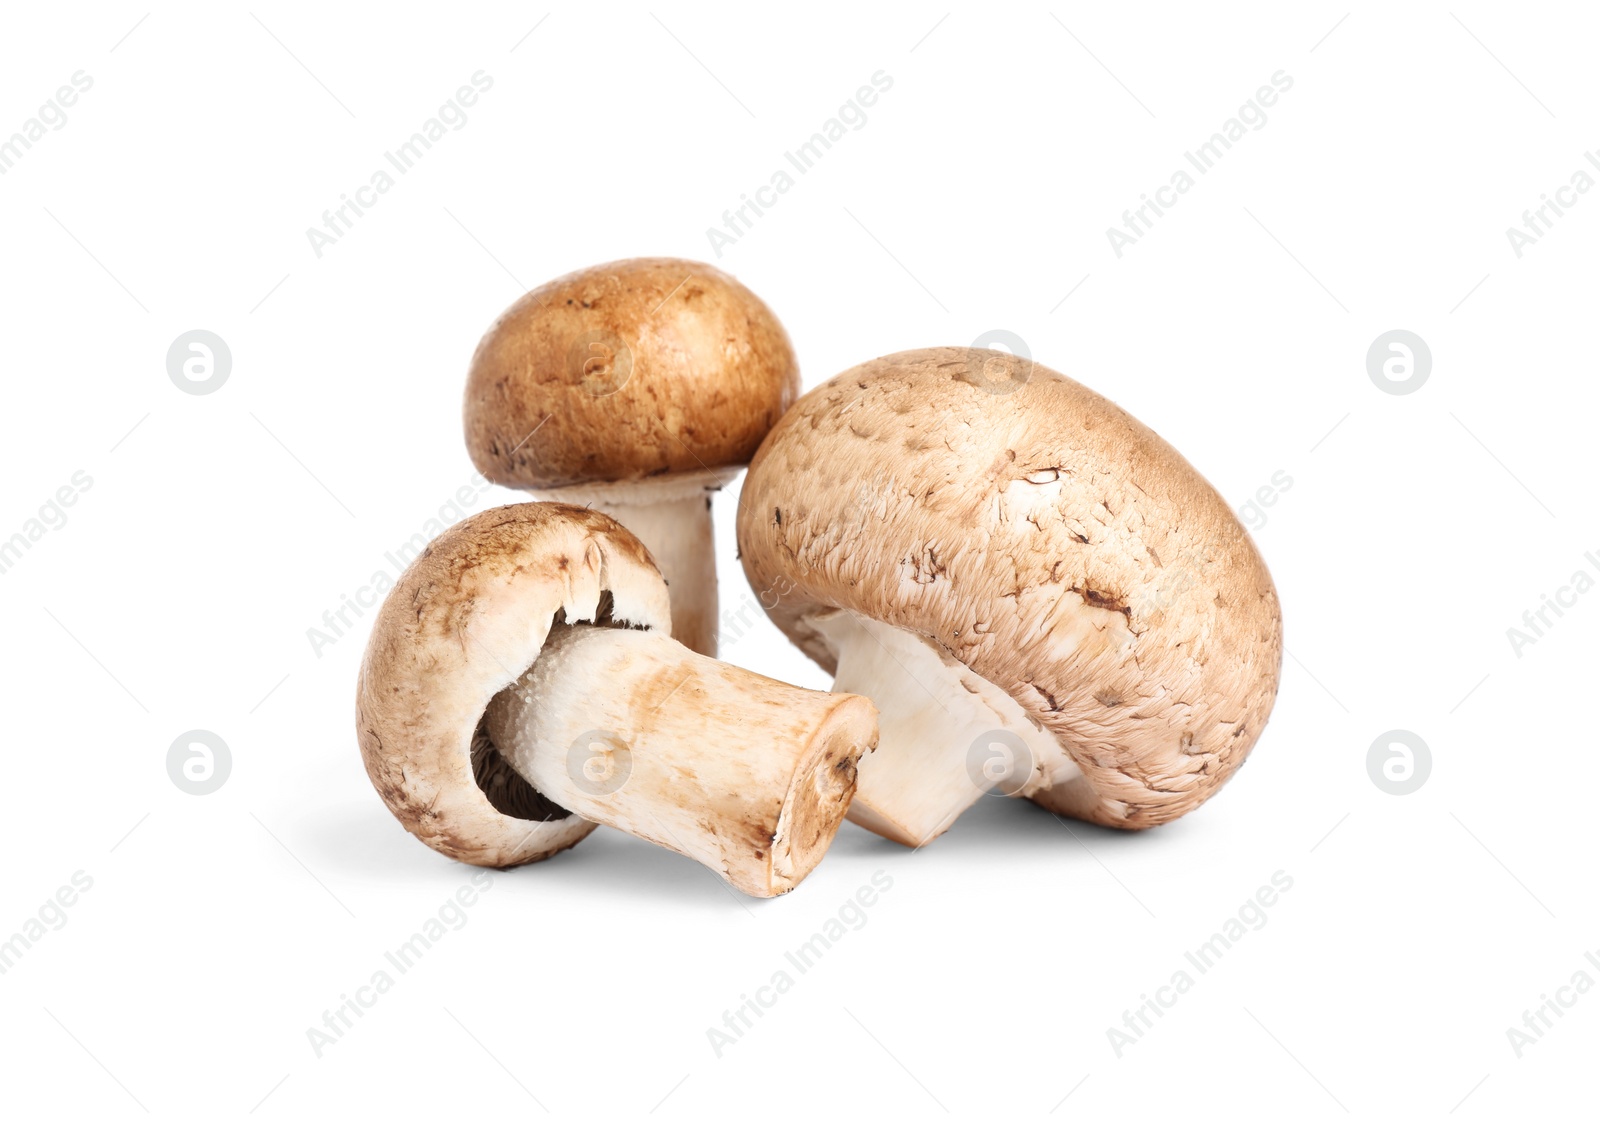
735,347 -> 1282,847
357,502 -> 876,897
463,257 -> 799,657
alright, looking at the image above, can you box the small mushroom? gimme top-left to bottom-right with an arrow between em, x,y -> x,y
736,347 -> 1282,847
357,503 -> 875,896
463,257 -> 799,657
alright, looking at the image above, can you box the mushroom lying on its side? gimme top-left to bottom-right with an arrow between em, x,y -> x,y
357,503 -> 876,897
736,347 -> 1283,847
463,257 -> 799,657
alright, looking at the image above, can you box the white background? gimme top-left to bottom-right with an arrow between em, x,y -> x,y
1,2 -> 1594,1122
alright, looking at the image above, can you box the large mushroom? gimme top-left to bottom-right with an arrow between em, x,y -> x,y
736,347 -> 1282,847
463,257 -> 798,657
357,503 -> 875,896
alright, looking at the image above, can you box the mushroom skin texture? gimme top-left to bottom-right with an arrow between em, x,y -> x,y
462,257 -> 800,658
357,502 -> 875,895
736,347 -> 1283,845
485,626 -> 872,895
357,504 -> 667,868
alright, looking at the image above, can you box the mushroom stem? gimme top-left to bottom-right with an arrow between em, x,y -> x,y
811,610 -> 1076,847
485,624 -> 875,896
596,494 -> 719,656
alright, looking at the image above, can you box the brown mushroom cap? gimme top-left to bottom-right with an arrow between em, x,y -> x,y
736,347 -> 1283,830
463,257 -> 799,491
356,503 -> 670,867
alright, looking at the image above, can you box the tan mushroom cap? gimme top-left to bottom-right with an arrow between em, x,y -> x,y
736,347 -> 1283,830
356,503 -> 670,867
463,257 -> 799,491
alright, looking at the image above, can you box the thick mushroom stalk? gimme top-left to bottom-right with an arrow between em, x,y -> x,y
813,610 -> 1071,847
486,622 -> 875,896
357,501 -> 875,889
598,494 -> 716,657
540,471 -> 729,659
